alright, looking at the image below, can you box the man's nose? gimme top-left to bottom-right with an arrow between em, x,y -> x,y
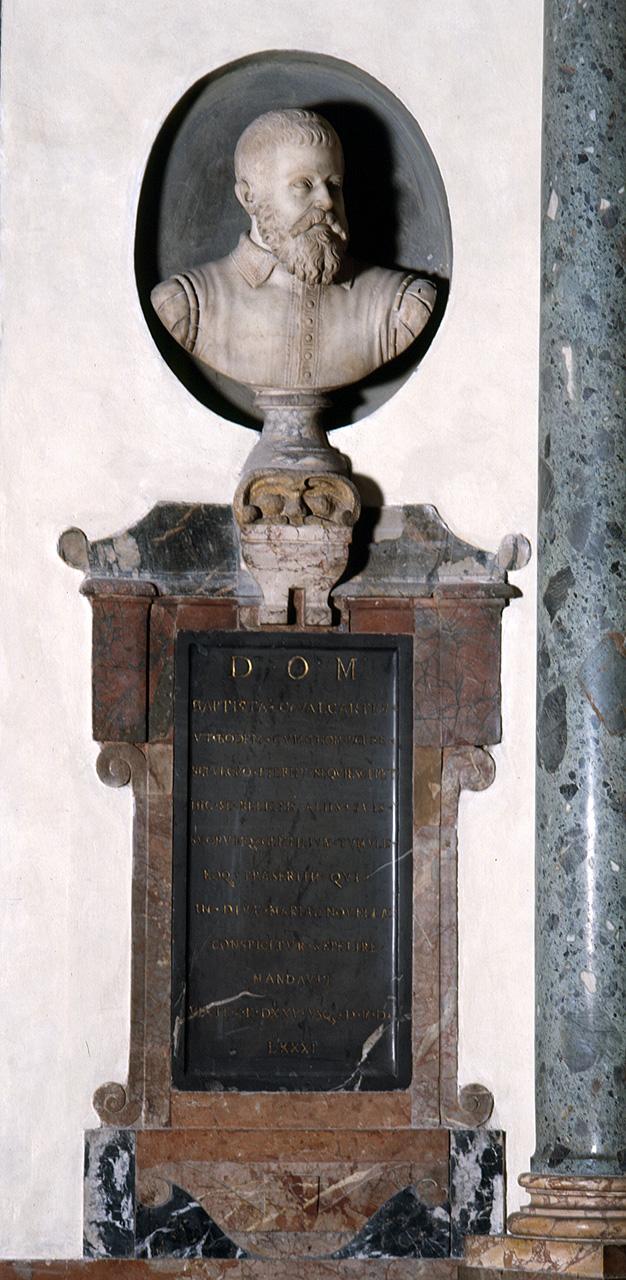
315,182 -> 334,211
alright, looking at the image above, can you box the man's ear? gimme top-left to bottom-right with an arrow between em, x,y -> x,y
235,179 -> 255,212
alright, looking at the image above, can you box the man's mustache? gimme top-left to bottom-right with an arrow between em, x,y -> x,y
289,206 -> 348,240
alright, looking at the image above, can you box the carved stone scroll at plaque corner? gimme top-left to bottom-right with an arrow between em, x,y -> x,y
92,743 -> 150,1127
57,524 -> 90,573
234,471 -> 360,625
439,746 -> 496,1128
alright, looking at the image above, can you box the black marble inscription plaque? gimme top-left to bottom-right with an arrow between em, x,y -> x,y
172,632 -> 413,1091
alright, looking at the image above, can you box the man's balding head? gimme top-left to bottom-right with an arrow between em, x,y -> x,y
234,109 -> 343,188
233,108 -> 349,285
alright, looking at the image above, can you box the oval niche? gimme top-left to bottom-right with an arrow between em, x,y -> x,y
136,50 -> 452,431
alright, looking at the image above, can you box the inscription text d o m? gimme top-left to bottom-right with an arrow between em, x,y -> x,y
229,654 -> 358,681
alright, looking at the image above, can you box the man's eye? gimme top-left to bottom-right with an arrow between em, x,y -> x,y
329,179 -> 343,190
292,179 -> 312,191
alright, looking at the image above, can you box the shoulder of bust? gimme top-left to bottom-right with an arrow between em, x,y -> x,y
346,263 -> 436,359
150,272 -> 199,352
390,273 -> 437,357
150,257 -> 238,352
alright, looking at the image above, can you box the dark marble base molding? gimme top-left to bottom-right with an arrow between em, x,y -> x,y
82,1126 -> 504,1263
136,1185 -> 246,1260
83,1129 -> 135,1259
450,1131 -> 505,1258
332,1187 -> 450,1260
0,1262 -> 462,1278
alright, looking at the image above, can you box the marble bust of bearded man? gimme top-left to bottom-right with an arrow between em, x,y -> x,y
151,108 -> 436,396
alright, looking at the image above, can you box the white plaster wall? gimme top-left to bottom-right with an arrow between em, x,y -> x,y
0,0 -> 541,1256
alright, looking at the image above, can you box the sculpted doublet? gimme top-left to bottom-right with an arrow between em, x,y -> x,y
151,109 -> 437,402
152,234 -> 435,393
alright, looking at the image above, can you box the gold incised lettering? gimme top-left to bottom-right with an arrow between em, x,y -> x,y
253,972 -> 331,987
192,763 -> 306,780
199,868 -> 381,890
326,904 -> 392,920
191,730 -> 389,746
190,831 -> 393,850
312,766 -> 395,781
202,868 -> 236,889
230,655 -> 253,678
244,868 -> 321,885
208,936 -> 376,953
287,655 -> 309,681
195,902 -> 240,916
267,1040 -> 317,1056
193,894 -> 390,924
191,696 -> 387,717
192,798 -> 235,812
304,799 -> 390,814
178,636 -> 409,1090
190,762 -> 394,781
239,798 -> 296,814
328,871 -> 361,889
192,1003 -> 393,1025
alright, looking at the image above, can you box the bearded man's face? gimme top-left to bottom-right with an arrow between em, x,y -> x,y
249,141 -> 349,285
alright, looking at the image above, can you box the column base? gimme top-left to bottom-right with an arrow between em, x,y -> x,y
462,1235 -> 626,1277
509,1175 -> 626,1241
463,1175 -> 626,1276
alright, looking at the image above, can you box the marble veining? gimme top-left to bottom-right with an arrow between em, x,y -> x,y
59,502 -> 259,599
449,1130 -> 505,1258
463,1232 -> 626,1277
83,1128 -> 135,1258
58,502 -> 527,602
82,1128 -> 508,1261
135,1183 -> 247,1260
332,1187 -> 450,1259
335,505 -> 528,597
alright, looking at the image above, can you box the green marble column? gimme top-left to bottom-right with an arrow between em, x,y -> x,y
533,0 -> 625,1179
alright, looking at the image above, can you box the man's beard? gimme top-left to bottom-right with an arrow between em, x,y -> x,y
254,201 -> 349,285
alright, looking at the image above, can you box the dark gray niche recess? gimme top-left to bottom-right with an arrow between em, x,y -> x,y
136,50 -> 451,429
172,631 -> 413,1092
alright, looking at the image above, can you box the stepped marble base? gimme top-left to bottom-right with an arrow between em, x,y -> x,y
79,1126 -> 504,1265
508,1176 -> 626,1243
463,1235 -> 626,1277
463,1175 -> 626,1275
